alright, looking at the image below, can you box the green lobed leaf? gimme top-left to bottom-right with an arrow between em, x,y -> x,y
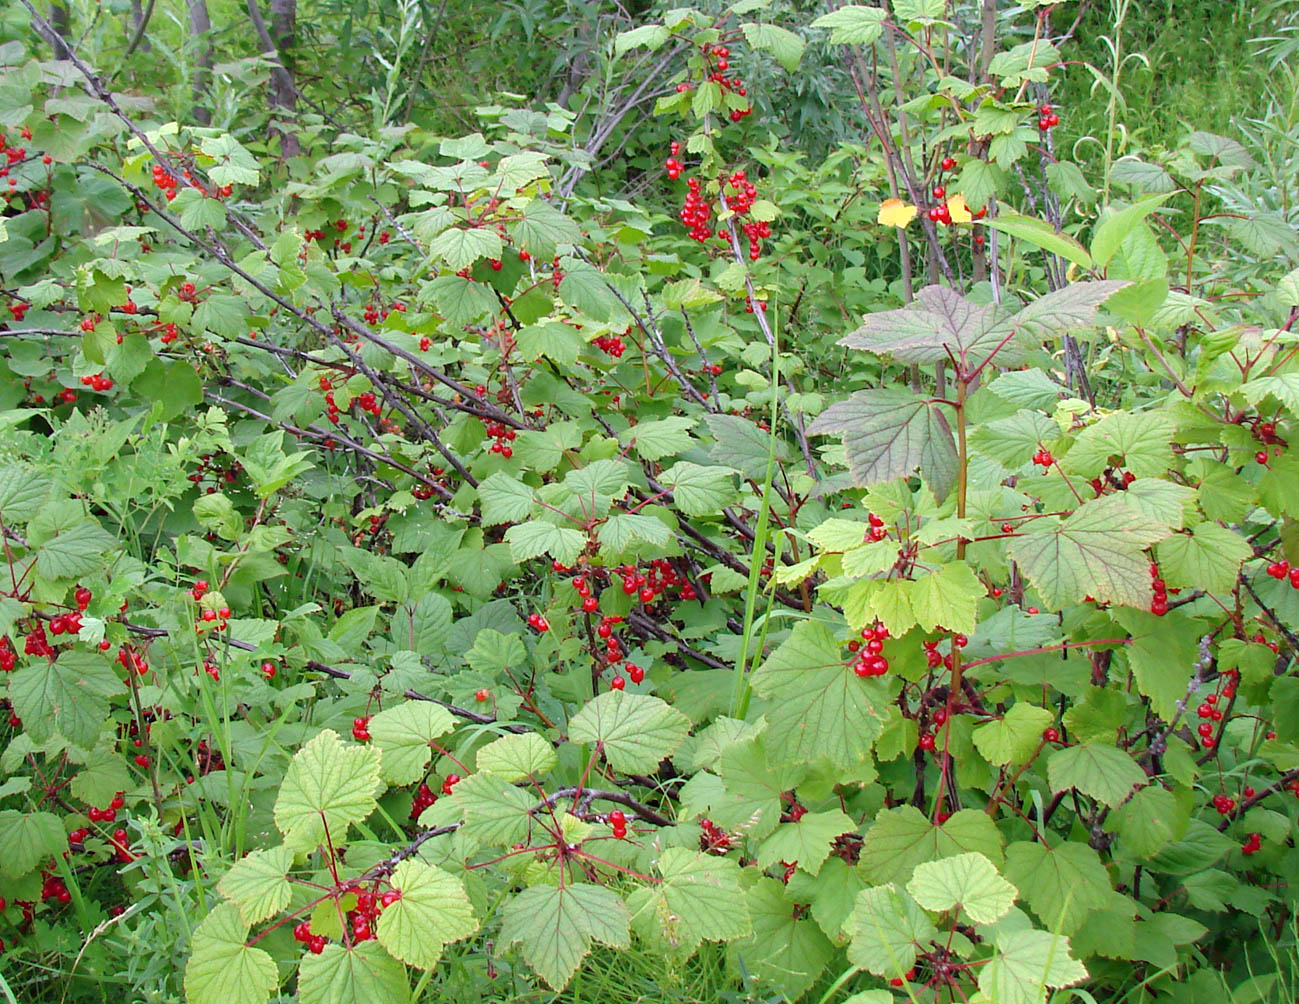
499,883 -> 630,990
568,689 -> 691,773
297,940 -> 407,1004
1047,743 -> 1147,808
749,621 -> 890,770
375,859 -> 477,969
216,846 -> 294,926
847,883 -> 936,977
906,852 -> 1017,924
368,700 -> 456,786
810,5 -> 886,44
729,877 -> 835,1001
9,649 -> 125,748
0,809 -> 66,879
183,903 -> 278,1004
272,730 -> 384,853
972,704 -> 1055,767
978,929 -> 1088,1004
755,810 -> 855,877
475,732 -> 556,781
860,806 -> 1004,886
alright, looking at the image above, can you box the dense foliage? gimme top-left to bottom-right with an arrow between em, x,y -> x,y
1,2 -> 1298,1003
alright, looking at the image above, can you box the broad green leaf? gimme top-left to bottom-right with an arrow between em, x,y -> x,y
985,212 -> 1093,269
659,462 -> 738,516
569,689 -> 690,773
273,730 -> 384,852
369,700 -> 456,786
972,704 -> 1055,766
1115,478 -> 1196,528
756,810 -> 855,876
1106,784 -> 1190,859
1091,193 -> 1174,268
598,513 -> 672,554
653,847 -> 751,942
711,737 -> 805,840
906,852 -> 1016,924
730,878 -> 835,1002
1156,522 -> 1251,594
749,621 -> 890,769
614,24 -> 670,54
1115,608 -> 1200,722
297,941 -> 406,1004
620,416 -> 696,461
430,226 -> 502,271
376,860 -> 477,969
504,521 -> 585,566
1063,411 -> 1177,479
0,810 -> 65,879
1007,495 -> 1173,608
0,465 -> 53,521
183,903 -> 278,1004
1047,743 -> 1146,808
34,516 -> 118,580
860,806 -> 1004,886
217,846 -> 294,926
465,628 -> 527,675
979,929 -> 1087,1004
477,472 -> 537,525
9,649 -> 125,748
807,388 -> 958,501
1239,374 -> 1299,412
476,732 -> 556,781
451,770 -> 537,845
906,562 -> 982,633
512,199 -> 582,259
810,5 -> 886,44
703,413 -> 789,482
499,883 -> 630,990
69,746 -> 132,805
847,883 -> 935,977
741,23 -> 804,70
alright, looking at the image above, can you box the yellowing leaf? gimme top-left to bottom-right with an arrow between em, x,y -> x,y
945,193 -> 972,224
878,199 -> 918,228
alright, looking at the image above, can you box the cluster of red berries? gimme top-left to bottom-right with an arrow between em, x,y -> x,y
176,281 -> 199,304
78,371 -> 114,392
352,715 -> 372,741
863,512 -> 888,542
150,163 -> 180,200
922,632 -> 968,670
527,612 -> 551,632
292,920 -> 328,954
1265,558 -> 1299,589
86,792 -> 126,825
664,140 -> 684,180
118,646 -> 149,676
848,623 -> 891,677
593,333 -> 626,357
1242,832 -> 1262,856
619,558 -> 697,603
1090,469 -> 1137,496
40,874 -> 71,905
109,828 -> 134,863
442,773 -> 461,795
343,888 -> 401,944
889,969 -> 918,988
410,781 -> 437,820
571,574 -> 600,615
680,177 -> 714,242
23,622 -> 55,659
483,419 -> 516,459
703,45 -> 752,121
608,809 -> 628,839
1150,563 -> 1168,617
362,300 -> 403,326
200,658 -> 222,682
699,818 -> 731,854
1031,448 -> 1054,470
1037,104 -> 1060,132
1196,693 -> 1224,724
1210,792 -> 1236,815
1195,671 -> 1238,749
186,454 -> 242,489
50,597 -> 88,637
0,638 -> 14,673
7,301 -> 27,322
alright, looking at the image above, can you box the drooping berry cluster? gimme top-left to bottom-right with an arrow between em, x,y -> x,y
483,419 -> 516,459
849,623 -> 891,677
1031,447 -> 1054,470
680,177 -> 713,242
1242,832 -> 1262,855
410,781 -> 437,820
664,140 -> 683,180
78,371 -> 114,392
1150,562 -> 1168,616
1265,557 -> 1299,589
922,632 -> 968,670
352,715 -> 372,742
1037,103 -> 1060,132
619,558 -> 698,603
608,809 -> 628,839
593,333 -> 626,357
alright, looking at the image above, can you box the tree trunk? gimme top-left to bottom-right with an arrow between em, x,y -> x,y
36,2 -> 73,60
246,0 -> 300,159
189,0 -> 213,125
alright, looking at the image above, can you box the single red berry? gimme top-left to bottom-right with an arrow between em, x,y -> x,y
918,733 -> 936,752
1043,727 -> 1061,743
610,675 -> 626,690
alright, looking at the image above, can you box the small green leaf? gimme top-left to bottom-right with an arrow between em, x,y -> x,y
499,883 -> 630,990
297,940 -> 407,1004
273,730 -> 384,852
369,701 -> 456,786
0,810 -> 66,879
477,473 -> 537,526
847,883 -> 935,977
451,770 -> 536,845
972,704 -> 1055,766
978,929 -> 1087,1004
183,903 -> 278,1004
810,5 -> 886,44
1156,522 -> 1251,594
217,846 -> 294,926
376,860 -> 477,969
1047,743 -> 1146,808
504,522 -> 586,566
756,810 -> 855,876
569,690 -> 690,773
907,562 -> 982,634
906,852 -> 1017,924
476,732 -> 556,781
741,23 -> 804,71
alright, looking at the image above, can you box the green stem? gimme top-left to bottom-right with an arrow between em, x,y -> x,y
730,324 -> 781,720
